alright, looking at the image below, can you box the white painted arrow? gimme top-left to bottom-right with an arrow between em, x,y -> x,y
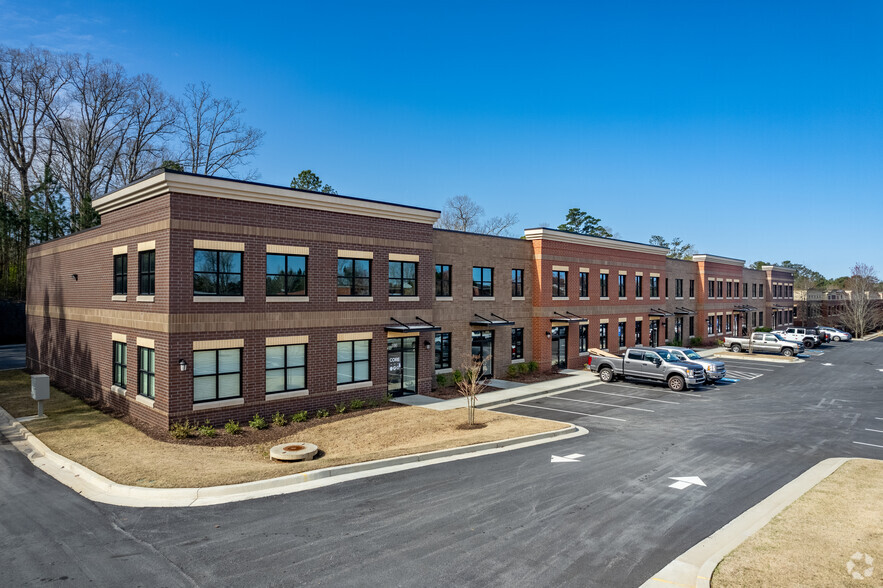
668,476 -> 706,490
551,453 -> 584,463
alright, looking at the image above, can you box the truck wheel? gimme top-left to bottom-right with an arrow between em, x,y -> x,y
803,339 -> 814,349
782,348 -> 794,357
729,344 -> 742,353
599,367 -> 615,382
668,375 -> 685,391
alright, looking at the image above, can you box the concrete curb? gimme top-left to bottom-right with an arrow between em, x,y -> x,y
0,405 -> 587,508
640,457 -> 853,588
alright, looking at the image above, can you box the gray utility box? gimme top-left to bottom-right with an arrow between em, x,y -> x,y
31,374 -> 50,401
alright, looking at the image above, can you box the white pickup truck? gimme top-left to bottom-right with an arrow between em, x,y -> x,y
724,332 -> 803,356
773,327 -> 820,349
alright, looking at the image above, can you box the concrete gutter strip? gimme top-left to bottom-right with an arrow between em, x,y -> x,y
640,457 -> 852,588
0,405 -> 586,508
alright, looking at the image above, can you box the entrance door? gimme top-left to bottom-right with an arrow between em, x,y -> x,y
649,319 -> 660,347
387,337 -> 417,396
551,326 -> 568,368
471,330 -> 493,377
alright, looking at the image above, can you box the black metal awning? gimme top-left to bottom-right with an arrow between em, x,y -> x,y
385,316 -> 441,333
549,311 -> 587,323
470,313 -> 515,327
773,304 -> 793,309
674,306 -> 696,315
733,304 -> 758,312
649,308 -> 674,318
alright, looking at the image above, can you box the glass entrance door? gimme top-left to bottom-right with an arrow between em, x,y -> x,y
471,330 -> 493,377
387,337 -> 417,396
551,326 -> 568,368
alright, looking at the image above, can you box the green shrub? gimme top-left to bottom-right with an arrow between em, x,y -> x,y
272,411 -> 288,427
518,362 -> 531,375
198,420 -> 216,437
754,326 -> 772,332
716,339 -> 726,347
349,398 -> 366,410
527,360 -> 539,373
169,419 -> 197,439
315,408 -> 330,418
249,413 -> 269,430
672,338 -> 682,347
334,402 -> 347,414
507,364 -> 520,377
383,392 -> 393,404
436,373 -> 448,388
689,336 -> 703,347
224,420 -> 242,435
291,410 -> 308,423
452,369 -> 463,383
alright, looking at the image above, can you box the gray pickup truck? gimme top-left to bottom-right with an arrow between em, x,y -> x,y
723,332 -> 803,356
587,347 -> 707,391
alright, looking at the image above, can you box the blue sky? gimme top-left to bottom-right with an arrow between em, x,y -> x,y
3,0 -> 882,278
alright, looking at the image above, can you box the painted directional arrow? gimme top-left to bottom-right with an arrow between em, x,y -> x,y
551,453 -> 584,463
668,476 -> 706,490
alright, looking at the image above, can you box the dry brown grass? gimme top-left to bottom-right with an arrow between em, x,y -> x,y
712,459 -> 883,587
0,370 -> 566,488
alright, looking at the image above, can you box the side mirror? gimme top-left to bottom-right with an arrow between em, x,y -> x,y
654,358 -> 662,366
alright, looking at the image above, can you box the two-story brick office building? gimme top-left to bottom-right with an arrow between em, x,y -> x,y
26,170 -> 794,430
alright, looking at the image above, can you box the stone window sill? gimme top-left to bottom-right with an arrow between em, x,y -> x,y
111,295 -> 127,302
336,381 -> 373,392
338,296 -> 374,302
389,296 -> 420,302
552,297 -> 568,301
511,358 -> 525,364
135,394 -> 155,408
600,297 -> 609,301
193,397 -> 244,411
110,385 -> 126,396
266,389 -> 309,400
193,296 -> 245,303
436,296 -> 453,302
512,296 -> 525,301
473,296 -> 495,301
136,295 -> 155,303
266,296 -> 309,302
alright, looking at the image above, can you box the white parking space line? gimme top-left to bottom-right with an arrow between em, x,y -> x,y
725,370 -> 764,380
876,417 -> 883,421
553,396 -> 654,412
865,428 -> 883,434
720,364 -> 777,371
854,441 -> 883,449
513,403 -> 628,422
574,388 -> 679,405
603,382 -> 704,398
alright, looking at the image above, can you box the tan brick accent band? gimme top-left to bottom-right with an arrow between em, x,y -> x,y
112,245 -> 128,255
599,318 -> 609,324
192,339 -> 244,350
193,239 -> 244,251
618,317 -> 627,322
137,337 -> 155,349
389,253 -> 419,262
618,270 -> 627,275
111,332 -> 127,343
552,265 -> 569,271
137,240 -> 156,251
265,335 -> 309,346
650,272 -> 660,277
337,332 -> 374,341
338,249 -> 373,259
635,272 -> 643,276
600,269 -> 610,274
579,267 -> 590,273
266,244 -> 309,255
28,220 -> 169,259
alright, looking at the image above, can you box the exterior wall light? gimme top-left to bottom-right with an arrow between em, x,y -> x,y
423,340 -> 431,351
179,359 -> 187,372
71,274 -> 78,281
545,331 -> 551,339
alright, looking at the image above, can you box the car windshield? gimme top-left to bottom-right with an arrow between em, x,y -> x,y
772,333 -> 787,341
655,349 -> 678,362
682,350 -> 702,360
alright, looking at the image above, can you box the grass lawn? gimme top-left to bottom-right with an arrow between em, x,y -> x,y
712,458 -> 883,587
0,370 -> 567,488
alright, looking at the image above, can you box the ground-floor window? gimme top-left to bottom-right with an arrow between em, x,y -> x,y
435,332 -> 451,369
113,341 -> 127,389
715,315 -> 722,334
337,340 -> 370,384
618,321 -> 626,348
688,316 -> 694,337
674,318 -> 683,343
707,317 -> 713,335
138,346 -> 155,399
578,325 -> 588,353
194,348 -> 241,402
512,328 -> 524,360
726,315 -> 732,332
634,320 -> 642,345
266,344 -> 306,394
599,323 -> 608,349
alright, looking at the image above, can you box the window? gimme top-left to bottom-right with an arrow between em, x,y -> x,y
650,276 -> 659,297
600,274 -> 609,297
759,284 -> 764,297
715,315 -> 722,333
435,333 -> 451,369
512,328 -> 524,360
675,279 -> 683,298
717,281 -> 723,298
752,283 -> 757,297
337,258 -> 371,296
634,320 -> 642,345
599,323 -> 608,349
138,346 -> 155,399
743,282 -> 748,298
727,282 -> 732,298
435,265 -> 452,297
759,311 -> 764,325
618,321 -> 626,347
473,267 -> 493,297
139,250 -> 155,296
707,317 -> 714,335
689,279 -> 695,298
689,316 -> 694,337
337,340 -> 370,384
665,278 -> 669,298
193,348 -> 241,402
708,279 -> 715,298
618,274 -> 626,297
578,325 -> 588,353
113,342 -> 127,389
635,275 -> 643,297
735,282 -> 740,298
389,261 -> 417,296
266,254 -> 307,296
579,272 -> 588,297
552,270 -> 568,297
265,344 -> 306,393
113,254 -> 127,295
726,315 -> 732,332
194,250 -> 243,296
512,269 -> 524,297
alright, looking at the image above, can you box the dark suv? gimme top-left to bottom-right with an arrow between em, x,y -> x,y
805,327 -> 829,344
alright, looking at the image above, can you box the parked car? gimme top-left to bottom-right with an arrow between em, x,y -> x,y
724,332 -> 804,357
816,326 -> 852,342
586,347 -> 706,391
657,346 -> 727,382
774,327 -> 820,349
805,327 -> 830,343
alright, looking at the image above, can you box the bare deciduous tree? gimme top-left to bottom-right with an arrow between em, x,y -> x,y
839,263 -> 882,338
455,354 -> 491,425
113,73 -> 177,185
435,194 -> 519,236
175,82 -> 264,179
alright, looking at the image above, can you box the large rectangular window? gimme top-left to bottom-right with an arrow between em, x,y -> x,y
759,284 -> 764,297
194,348 -> 241,402
435,265 -> 451,297
665,278 -> 669,298
600,274 -> 608,297
337,258 -> 371,296
707,317 -> 714,335
113,341 -> 127,389
337,340 -> 371,384
137,346 -> 155,399
389,261 -> 417,296
552,270 -> 568,297
512,328 -> 524,360
473,267 -> 493,297
265,344 -> 306,394
618,274 -> 626,297
113,254 -> 127,295
735,281 -> 741,298
634,320 -> 642,345
727,282 -> 732,298
599,323 -> 608,349
139,250 -> 155,296
266,253 -> 307,296
708,279 -> 715,298
579,272 -> 589,297
689,279 -> 695,298
743,282 -> 748,298
435,332 -> 451,369
579,325 -> 588,353
635,275 -> 643,298
617,321 -> 626,347
194,250 -> 243,296
675,279 -> 683,298
717,281 -> 723,298
753,283 -> 757,298
726,315 -> 732,332
512,269 -> 524,297
715,315 -> 722,333
650,276 -> 659,297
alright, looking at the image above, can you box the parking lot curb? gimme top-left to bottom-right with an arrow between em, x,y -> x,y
640,457 -> 853,588
0,405 -> 587,508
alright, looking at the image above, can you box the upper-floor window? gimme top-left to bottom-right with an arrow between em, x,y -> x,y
266,254 -> 307,296
337,258 -> 371,296
579,272 -> 589,297
743,282 -> 748,298
675,279 -> 683,298
138,346 -> 155,399
600,274 -> 609,297
389,261 -> 417,296
337,340 -> 370,384
512,269 -> 524,297
753,283 -> 757,297
665,278 -> 669,298
689,279 -> 695,298
194,348 -> 242,401
512,328 -> 524,360
435,332 -> 451,369
618,274 -> 626,297
727,282 -> 732,298
635,275 -> 643,297
435,265 -> 452,297
759,283 -> 764,297
266,344 -> 306,393
578,325 -> 588,353
717,281 -> 723,298
735,281 -> 740,298
552,270 -> 567,297
650,276 -> 659,297
113,341 -> 127,389
194,250 -> 243,296
113,254 -> 127,295
473,267 -> 493,297
139,250 -> 155,296
708,279 -> 715,298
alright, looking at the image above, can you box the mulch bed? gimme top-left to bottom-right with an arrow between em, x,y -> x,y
495,371 -> 571,385
422,385 -> 501,400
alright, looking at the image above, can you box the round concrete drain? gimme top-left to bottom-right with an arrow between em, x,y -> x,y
270,442 -> 318,462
